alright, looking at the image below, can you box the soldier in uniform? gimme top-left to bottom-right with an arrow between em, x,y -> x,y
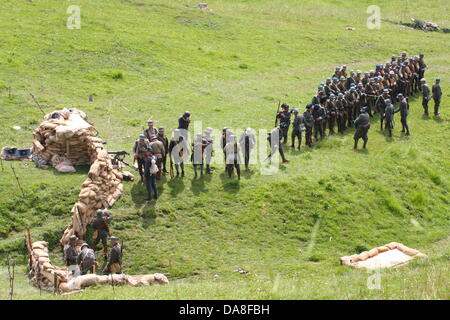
276,104 -> 291,144
143,120 -> 158,141
157,127 -> 169,174
77,243 -> 96,275
432,78 -> 442,116
149,134 -> 165,180
91,209 -> 113,258
325,94 -> 337,135
384,99 -> 395,137
64,235 -> 80,276
375,89 -> 390,130
169,129 -> 188,178
421,78 -> 431,116
191,133 -> 207,178
303,104 -> 314,148
418,53 -> 427,88
267,127 -> 289,163
103,236 -> 122,275
203,127 -> 214,174
338,76 -> 347,92
353,107 -> 370,149
312,104 -> 325,141
224,135 -> 241,180
336,93 -> 347,133
144,149 -> 158,199
396,93 -> 410,136
220,127 -> 230,171
133,134 -> 150,182
178,111 -> 191,141
290,108 -> 305,150
239,128 -> 256,171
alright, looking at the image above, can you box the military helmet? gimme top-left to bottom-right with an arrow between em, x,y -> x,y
338,93 -> 343,97
326,77 -> 331,82
391,55 -> 396,59
401,51 -> 407,56
306,104 -> 312,109
397,93 -> 404,98
419,53 -> 424,57
384,99 -> 391,104
383,89 -> 389,94
420,78 -> 426,82
314,104 -> 321,109
292,108 -> 299,113
356,70 -> 361,74
69,235 -> 78,241
109,236 -> 118,242
183,111 -> 191,117
360,106 -> 368,113
364,72 -> 369,75
350,87 -> 356,91
158,126 -> 164,131
147,119 -> 154,124
436,78 -> 441,82
332,77 -> 338,81
340,76 -> 345,80
335,66 -> 340,70
357,83 -> 363,87
81,242 -> 89,249
222,127 -> 228,132
329,94 -> 335,98
96,209 -> 104,216
139,134 -> 145,139
281,103 -> 289,109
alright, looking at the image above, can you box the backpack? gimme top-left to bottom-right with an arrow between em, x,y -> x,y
82,248 -> 96,263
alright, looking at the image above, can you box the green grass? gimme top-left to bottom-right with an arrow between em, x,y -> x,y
0,0 -> 449,299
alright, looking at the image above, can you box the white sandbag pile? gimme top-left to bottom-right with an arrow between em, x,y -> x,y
340,242 -> 427,269
25,232 -> 168,293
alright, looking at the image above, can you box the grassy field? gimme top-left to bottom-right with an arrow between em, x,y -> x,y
0,0 -> 449,299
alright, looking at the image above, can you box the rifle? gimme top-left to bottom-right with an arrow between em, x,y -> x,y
108,151 -> 136,171
274,100 -> 281,127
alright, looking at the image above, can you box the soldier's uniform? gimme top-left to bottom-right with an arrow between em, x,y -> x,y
169,132 -> 189,177
64,236 -> 80,276
203,128 -> 214,174
239,129 -> 256,170
375,91 -> 390,130
191,134 -> 207,178
396,95 -> 410,135
133,136 -> 150,181
267,127 -> 288,163
157,128 -> 169,173
418,54 -> 427,88
335,95 -> 347,133
144,153 -> 158,199
432,79 -> 442,116
224,137 -> 241,179
77,243 -> 96,275
149,137 -> 165,180
325,97 -> 337,135
91,210 -> 113,256
353,108 -> 370,149
422,82 -> 431,115
384,101 -> 395,137
277,105 -> 291,144
312,104 -> 325,141
178,112 -> 191,140
303,105 -> 314,147
290,110 -> 305,150
104,239 -> 122,275
144,126 -> 158,141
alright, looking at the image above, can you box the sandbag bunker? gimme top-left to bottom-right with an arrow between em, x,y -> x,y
26,234 -> 168,293
340,242 -> 427,269
28,108 -> 168,293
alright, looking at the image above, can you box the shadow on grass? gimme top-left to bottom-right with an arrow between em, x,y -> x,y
219,171 -> 240,193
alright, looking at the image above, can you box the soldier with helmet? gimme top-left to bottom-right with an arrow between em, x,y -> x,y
90,209 -> 113,258
432,78 -> 442,116
290,108 -> 305,150
303,104 -> 314,147
203,127 -> 215,174
103,236 -> 122,275
276,103 -> 291,144
143,119 -> 158,141
157,127 -> 169,174
77,243 -> 97,275
353,106 -> 370,149
133,134 -> 150,182
64,235 -> 80,276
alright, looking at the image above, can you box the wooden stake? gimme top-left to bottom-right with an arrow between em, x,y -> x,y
10,163 -> 25,197
29,93 -> 45,115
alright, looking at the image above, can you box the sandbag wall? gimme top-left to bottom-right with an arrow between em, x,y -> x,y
31,108 -> 126,245
25,233 -> 169,293
60,149 -> 124,244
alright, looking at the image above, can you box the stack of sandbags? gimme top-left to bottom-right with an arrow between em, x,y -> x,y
60,148 -> 125,245
340,242 -> 427,269
32,108 -> 96,172
26,234 -> 169,293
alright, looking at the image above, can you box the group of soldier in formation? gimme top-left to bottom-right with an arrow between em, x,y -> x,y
63,52 -> 443,276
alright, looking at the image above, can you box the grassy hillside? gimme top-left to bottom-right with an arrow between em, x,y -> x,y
0,0 -> 449,299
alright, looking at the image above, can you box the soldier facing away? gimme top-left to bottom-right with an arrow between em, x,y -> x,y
157,127 -> 169,174
290,108 -> 305,150
143,149 -> 158,200
239,128 -> 256,171
203,127 -> 215,174
133,134 -> 150,182
353,107 -> 370,149
225,134 -> 241,180
396,93 -> 410,136
77,243 -> 97,275
143,120 -> 158,141
432,78 -> 442,116
421,78 -> 431,116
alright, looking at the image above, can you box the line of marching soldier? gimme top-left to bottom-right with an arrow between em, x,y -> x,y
275,52 -> 442,150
